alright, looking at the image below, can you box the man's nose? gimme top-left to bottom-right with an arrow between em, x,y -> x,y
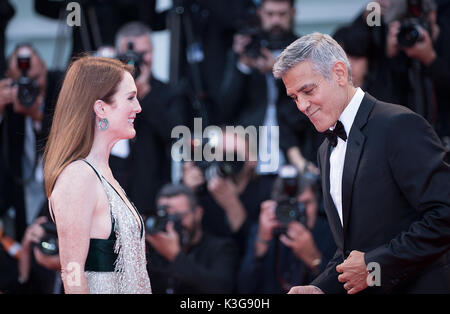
297,99 -> 310,113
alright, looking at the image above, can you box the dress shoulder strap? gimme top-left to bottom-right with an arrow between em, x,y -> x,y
48,159 -> 103,223
81,159 -> 116,231
81,159 -> 103,182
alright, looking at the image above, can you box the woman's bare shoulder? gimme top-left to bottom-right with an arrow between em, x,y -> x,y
50,160 -> 100,204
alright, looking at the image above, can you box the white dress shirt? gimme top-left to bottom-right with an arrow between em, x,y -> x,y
329,87 -> 365,226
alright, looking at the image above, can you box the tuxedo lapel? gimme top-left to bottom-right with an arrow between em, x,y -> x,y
341,129 -> 365,234
321,140 -> 344,249
341,93 -> 376,235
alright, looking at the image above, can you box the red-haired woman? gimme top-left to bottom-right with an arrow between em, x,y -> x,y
43,56 -> 151,293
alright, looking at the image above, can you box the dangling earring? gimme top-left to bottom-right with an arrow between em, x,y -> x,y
98,118 -> 109,131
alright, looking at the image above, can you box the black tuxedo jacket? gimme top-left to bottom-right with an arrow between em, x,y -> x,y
311,93 -> 450,293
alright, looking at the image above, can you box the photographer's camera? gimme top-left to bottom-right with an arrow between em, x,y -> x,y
15,46 -> 40,108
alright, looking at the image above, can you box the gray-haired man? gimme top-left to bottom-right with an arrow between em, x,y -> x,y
273,32 -> 450,294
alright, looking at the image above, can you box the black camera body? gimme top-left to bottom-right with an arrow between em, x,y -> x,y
16,53 -> 40,108
145,205 -> 183,236
275,198 -> 307,229
242,29 -> 292,59
38,221 -> 59,256
117,42 -> 143,79
272,165 -> 308,235
190,136 -> 245,183
196,158 -> 245,183
397,0 -> 431,48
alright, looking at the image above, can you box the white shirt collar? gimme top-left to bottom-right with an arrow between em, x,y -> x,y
331,87 -> 365,136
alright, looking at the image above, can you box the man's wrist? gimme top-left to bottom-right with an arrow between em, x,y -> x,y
422,50 -> 437,66
237,60 -> 252,75
255,234 -> 271,245
166,247 -> 181,262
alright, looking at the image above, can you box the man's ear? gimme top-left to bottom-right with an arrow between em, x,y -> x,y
93,100 -> 106,119
332,61 -> 349,86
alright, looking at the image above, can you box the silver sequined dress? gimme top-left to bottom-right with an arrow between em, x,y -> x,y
84,161 -> 152,294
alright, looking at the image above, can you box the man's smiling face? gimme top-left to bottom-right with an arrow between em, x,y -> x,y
282,60 -> 347,132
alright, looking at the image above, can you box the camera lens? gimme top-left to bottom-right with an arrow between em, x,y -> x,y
145,205 -> 169,234
17,77 -> 39,107
39,235 -> 59,255
398,24 -> 421,48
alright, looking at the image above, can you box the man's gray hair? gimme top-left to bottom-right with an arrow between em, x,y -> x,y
115,22 -> 152,51
273,32 -> 352,83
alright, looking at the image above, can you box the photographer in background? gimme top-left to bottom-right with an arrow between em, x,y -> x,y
16,213 -> 62,293
113,22 -> 185,213
35,0 -> 166,58
385,0 -> 450,157
182,128 -> 274,256
219,0 -> 321,175
146,184 -> 238,294
0,0 -> 14,75
237,165 -> 335,293
351,0 -> 450,156
0,44 -> 62,241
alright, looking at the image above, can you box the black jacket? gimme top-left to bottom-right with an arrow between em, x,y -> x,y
148,232 -> 238,294
0,71 -> 63,240
312,93 -> 450,293
0,0 -> 14,75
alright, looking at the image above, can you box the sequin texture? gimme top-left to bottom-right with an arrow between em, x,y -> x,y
85,164 -> 152,294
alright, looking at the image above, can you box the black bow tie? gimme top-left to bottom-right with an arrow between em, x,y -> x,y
324,120 -> 347,147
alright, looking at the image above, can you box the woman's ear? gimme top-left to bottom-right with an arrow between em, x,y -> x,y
93,100 -> 105,118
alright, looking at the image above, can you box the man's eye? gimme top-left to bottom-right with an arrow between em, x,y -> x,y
304,89 -> 314,95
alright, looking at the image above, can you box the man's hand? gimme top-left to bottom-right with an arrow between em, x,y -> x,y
135,62 -> 152,100
254,48 -> 276,74
255,201 -> 280,257
207,175 -> 240,210
287,285 -> 324,294
233,33 -> 252,57
34,246 -> 61,271
403,27 -> 437,66
22,216 -> 47,250
182,161 -> 205,191
386,21 -> 401,58
0,78 -> 14,113
11,86 -> 44,122
207,175 -> 247,232
258,200 -> 280,242
279,221 -> 322,270
146,221 -> 181,262
336,250 -> 369,294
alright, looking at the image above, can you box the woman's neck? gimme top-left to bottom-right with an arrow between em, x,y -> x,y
85,132 -> 117,176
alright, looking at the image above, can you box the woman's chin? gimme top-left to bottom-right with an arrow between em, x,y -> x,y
123,128 -> 136,139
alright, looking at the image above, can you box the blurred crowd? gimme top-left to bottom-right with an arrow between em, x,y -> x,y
0,0 -> 449,294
